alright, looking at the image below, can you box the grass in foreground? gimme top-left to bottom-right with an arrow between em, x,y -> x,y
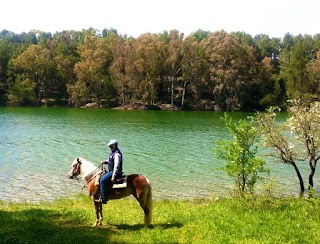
1,194 -> 320,243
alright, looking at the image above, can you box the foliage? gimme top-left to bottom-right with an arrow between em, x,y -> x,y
1,29 -> 320,109
1,195 -> 320,243
215,113 -> 269,195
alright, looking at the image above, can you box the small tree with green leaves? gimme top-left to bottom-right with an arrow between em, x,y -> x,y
215,113 -> 269,195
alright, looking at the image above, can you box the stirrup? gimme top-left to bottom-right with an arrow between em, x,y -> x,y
95,196 -> 102,203
95,196 -> 107,204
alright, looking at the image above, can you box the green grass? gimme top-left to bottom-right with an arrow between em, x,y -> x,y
1,194 -> 320,243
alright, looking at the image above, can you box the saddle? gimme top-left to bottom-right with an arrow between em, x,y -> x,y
94,171 -> 127,189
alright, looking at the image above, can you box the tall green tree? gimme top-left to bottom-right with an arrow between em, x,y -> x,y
0,40 -> 14,104
280,35 -> 314,99
10,44 -> 56,105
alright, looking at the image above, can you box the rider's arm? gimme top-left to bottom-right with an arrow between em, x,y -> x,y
112,153 -> 121,179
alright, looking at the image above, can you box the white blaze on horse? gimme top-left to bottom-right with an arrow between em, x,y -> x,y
68,157 -> 152,227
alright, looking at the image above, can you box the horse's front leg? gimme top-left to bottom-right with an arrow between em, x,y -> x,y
92,199 -> 103,227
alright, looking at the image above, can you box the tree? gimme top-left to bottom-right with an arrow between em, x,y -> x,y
307,51 -> 320,96
181,35 -> 209,109
280,35 -> 314,100
109,36 -> 135,105
10,44 -> 56,105
287,101 -> 320,193
70,35 -> 113,106
256,102 -> 320,197
0,39 -> 14,104
189,29 -> 210,42
253,34 -> 281,62
6,77 -> 37,106
255,106 -> 305,196
215,113 -> 268,195
165,30 -> 184,108
201,31 -> 262,111
131,33 -> 166,105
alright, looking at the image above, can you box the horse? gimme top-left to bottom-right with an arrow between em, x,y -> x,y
68,157 -> 152,227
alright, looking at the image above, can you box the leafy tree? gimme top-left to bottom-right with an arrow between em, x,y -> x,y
6,77 -> 37,106
10,44 -> 56,105
215,113 -> 268,195
109,36 -> 136,105
259,55 -> 285,108
165,30 -> 184,107
189,29 -> 210,41
70,35 -> 113,106
233,31 -> 255,47
101,28 -> 118,38
307,51 -> 320,95
254,34 -> 281,61
287,101 -> 320,193
0,40 -> 14,104
280,35 -> 314,100
131,33 -> 166,105
181,35 -> 209,109
256,102 -> 320,197
255,106 -> 305,196
201,31 -> 262,111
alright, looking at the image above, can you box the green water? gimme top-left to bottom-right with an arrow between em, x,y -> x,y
0,107 -> 313,202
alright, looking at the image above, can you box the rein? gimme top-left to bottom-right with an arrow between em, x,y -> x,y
80,163 -> 105,191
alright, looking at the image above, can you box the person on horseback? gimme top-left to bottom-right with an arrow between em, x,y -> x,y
99,139 -> 123,204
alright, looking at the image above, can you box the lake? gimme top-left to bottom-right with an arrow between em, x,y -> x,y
0,107 -> 315,203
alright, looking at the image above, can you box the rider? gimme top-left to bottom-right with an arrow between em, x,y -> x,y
99,139 -> 123,204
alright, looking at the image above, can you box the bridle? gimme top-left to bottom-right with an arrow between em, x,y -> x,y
69,157 -> 105,191
69,158 -> 82,180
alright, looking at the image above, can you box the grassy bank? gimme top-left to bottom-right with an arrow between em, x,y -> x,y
1,194 -> 320,243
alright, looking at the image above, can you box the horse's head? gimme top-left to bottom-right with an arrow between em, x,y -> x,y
68,157 -> 82,179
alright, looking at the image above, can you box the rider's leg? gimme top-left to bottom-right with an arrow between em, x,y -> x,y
100,171 -> 112,203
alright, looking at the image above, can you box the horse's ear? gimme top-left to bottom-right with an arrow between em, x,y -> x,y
77,157 -> 81,164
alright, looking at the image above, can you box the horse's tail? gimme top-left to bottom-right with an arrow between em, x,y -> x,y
144,178 -> 153,227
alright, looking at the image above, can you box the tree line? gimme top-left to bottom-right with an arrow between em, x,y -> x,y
1,28 -> 320,111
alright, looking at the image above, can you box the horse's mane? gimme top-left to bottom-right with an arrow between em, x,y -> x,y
77,157 -> 98,178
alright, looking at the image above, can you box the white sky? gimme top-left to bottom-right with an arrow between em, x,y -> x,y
1,0 -> 319,38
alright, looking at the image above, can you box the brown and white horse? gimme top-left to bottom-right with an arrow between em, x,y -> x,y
68,157 -> 152,227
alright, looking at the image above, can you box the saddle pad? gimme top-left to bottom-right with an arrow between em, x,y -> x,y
112,178 -> 127,189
